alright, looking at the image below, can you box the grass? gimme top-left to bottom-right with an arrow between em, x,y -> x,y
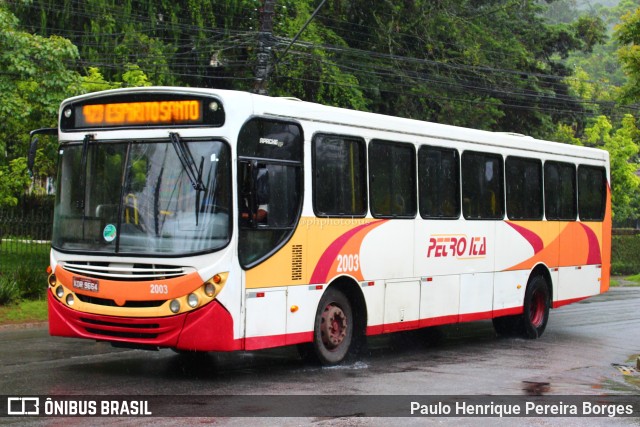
0,240 -> 49,270
0,299 -> 47,325
611,274 -> 640,287
624,274 -> 640,284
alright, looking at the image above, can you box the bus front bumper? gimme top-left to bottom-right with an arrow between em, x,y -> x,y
47,291 -> 241,351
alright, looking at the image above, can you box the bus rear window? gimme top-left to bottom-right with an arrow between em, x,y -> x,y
545,161 -> 576,221
578,165 -> 606,221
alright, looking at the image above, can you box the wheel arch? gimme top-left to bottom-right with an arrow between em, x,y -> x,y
326,275 -> 368,340
529,263 -> 553,306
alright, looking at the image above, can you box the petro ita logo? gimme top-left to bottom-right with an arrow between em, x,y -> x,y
7,397 -> 40,415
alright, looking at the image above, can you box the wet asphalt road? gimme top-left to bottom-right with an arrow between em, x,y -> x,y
0,286 -> 639,426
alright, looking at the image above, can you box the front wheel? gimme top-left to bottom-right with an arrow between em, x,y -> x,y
310,288 -> 354,365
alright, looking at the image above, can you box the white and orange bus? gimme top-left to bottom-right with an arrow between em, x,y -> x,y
33,87 -> 611,365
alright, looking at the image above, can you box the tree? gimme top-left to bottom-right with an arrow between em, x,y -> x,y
615,7 -> 640,103
0,6 -> 80,206
584,115 -> 640,221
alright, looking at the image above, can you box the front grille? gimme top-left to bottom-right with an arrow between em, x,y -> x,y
84,328 -> 159,339
80,317 -> 161,339
62,261 -> 187,281
75,294 -> 165,308
80,317 -> 159,329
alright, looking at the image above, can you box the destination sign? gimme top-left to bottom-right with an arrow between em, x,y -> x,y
61,93 -> 225,131
78,100 -> 202,127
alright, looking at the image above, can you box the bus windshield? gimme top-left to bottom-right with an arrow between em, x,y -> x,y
52,137 -> 231,255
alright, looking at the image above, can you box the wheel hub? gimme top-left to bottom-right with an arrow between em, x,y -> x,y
320,304 -> 347,349
529,290 -> 545,327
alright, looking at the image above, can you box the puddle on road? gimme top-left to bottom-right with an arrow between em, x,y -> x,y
519,354 -> 640,396
323,361 -> 369,371
522,381 -> 551,395
608,354 -> 640,391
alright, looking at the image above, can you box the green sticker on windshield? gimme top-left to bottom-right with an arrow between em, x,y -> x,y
103,224 -> 116,242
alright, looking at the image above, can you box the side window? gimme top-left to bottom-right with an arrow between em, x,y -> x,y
369,140 -> 417,218
237,118 -> 303,268
544,161 -> 576,221
312,134 -> 367,217
506,156 -> 543,220
578,165 -> 606,221
418,146 -> 460,219
461,151 -> 504,220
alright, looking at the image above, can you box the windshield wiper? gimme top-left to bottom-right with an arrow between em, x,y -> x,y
169,132 -> 206,225
79,134 -> 94,212
169,132 -> 205,192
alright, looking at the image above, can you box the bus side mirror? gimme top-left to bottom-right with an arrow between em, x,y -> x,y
27,127 -> 57,176
27,137 -> 38,176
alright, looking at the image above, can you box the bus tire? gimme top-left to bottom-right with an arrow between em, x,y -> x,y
521,275 -> 550,339
311,287 -> 354,365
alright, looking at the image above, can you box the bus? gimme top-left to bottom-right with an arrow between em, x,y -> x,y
31,87 -> 611,365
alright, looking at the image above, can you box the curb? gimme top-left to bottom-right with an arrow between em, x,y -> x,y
0,321 -> 48,332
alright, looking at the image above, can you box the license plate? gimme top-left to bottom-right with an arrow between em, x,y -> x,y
72,276 -> 99,293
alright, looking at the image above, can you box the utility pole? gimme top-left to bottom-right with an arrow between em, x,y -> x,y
253,0 -> 275,95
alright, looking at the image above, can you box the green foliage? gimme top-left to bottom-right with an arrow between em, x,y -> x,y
552,123 -> 582,145
11,263 -> 48,300
0,158 -> 31,207
0,276 -> 20,306
611,234 -> 640,275
269,0 -> 367,110
572,15 -> 608,53
80,67 -> 121,93
0,8 -> 80,136
5,0 -> 608,137
1,0 -> 636,224
0,6 -> 81,205
0,264 -> 48,305
615,8 -> 640,103
585,115 -> 640,221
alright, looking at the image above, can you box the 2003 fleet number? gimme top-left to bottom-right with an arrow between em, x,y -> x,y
150,284 -> 169,294
336,254 -> 359,273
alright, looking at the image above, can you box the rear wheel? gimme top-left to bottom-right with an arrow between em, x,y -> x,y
493,275 -> 550,339
522,275 -> 550,338
310,288 -> 354,365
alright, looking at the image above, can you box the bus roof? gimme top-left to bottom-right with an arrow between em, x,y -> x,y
60,86 -> 609,163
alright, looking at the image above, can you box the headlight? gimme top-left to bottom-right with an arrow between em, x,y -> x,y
56,286 -> 64,298
204,283 -> 215,297
65,294 -> 74,306
187,293 -> 199,308
169,299 -> 181,313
